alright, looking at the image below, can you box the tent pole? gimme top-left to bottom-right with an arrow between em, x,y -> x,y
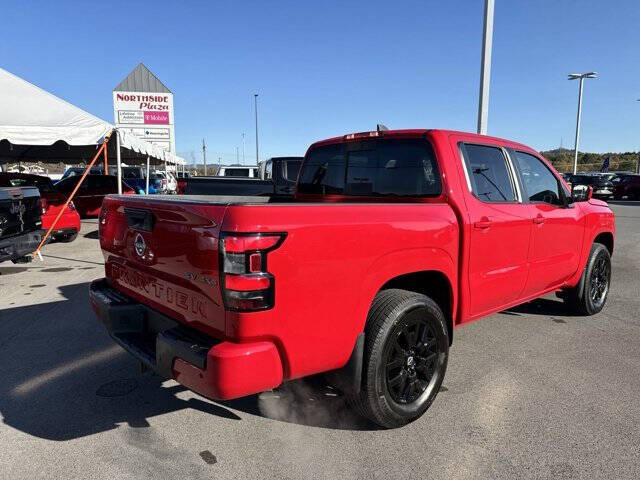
103,138 -> 109,174
146,156 -> 150,194
116,130 -> 122,194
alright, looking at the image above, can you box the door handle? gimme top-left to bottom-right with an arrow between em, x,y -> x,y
474,219 -> 492,229
533,215 -> 545,225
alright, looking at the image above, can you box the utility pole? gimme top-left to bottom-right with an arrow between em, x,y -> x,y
236,146 -> 239,164
254,94 -> 259,163
477,0 -> 494,135
242,132 -> 246,165
202,138 -> 207,176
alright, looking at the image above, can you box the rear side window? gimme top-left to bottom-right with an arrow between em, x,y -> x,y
461,144 -> 516,202
283,160 -> 301,182
513,151 -> 563,206
224,168 -> 250,177
298,139 -> 441,197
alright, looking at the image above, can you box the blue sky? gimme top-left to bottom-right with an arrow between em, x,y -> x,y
1,0 -> 639,164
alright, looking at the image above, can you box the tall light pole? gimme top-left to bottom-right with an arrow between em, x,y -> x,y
254,94 -> 259,164
202,138 -> 207,176
477,0 -> 495,135
242,132 -> 246,165
636,100 -> 640,174
568,72 -> 597,174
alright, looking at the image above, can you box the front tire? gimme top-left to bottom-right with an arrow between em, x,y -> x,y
564,243 -> 611,315
350,289 -> 449,428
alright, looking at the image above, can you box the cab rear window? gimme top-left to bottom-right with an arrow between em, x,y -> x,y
298,139 -> 441,197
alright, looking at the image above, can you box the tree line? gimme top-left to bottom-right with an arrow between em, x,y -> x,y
541,148 -> 639,173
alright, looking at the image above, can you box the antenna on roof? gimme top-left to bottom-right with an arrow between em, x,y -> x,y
377,124 -> 389,132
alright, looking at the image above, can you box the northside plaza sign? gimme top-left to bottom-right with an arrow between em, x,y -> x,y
113,90 -> 176,154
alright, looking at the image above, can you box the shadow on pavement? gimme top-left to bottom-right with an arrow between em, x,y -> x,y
504,297 -> 580,317
0,282 -> 240,441
84,229 -> 100,240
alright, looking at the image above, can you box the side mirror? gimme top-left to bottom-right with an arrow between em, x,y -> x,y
571,185 -> 593,202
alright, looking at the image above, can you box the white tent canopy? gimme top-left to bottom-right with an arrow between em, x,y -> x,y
0,67 -> 184,166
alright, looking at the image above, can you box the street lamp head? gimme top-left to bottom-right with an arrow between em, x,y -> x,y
568,72 -> 598,80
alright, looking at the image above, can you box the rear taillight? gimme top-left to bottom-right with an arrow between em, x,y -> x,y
220,233 -> 286,311
98,206 -> 108,236
40,198 -> 48,214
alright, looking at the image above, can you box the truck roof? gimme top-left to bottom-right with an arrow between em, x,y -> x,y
308,129 -> 535,153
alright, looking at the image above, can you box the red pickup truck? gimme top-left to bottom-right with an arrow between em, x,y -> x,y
90,129 -> 615,428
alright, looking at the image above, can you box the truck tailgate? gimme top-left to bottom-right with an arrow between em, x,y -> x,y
99,195 -> 235,337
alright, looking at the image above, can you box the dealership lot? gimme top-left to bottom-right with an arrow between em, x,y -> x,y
1,204 -> 639,480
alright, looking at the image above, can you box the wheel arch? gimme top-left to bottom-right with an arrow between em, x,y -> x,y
378,270 -> 455,346
593,231 -> 614,255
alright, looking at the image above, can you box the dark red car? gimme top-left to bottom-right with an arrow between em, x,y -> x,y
612,174 -> 640,200
54,174 -> 135,218
0,172 -> 81,242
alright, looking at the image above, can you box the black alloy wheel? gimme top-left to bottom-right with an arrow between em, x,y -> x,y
385,313 -> 439,404
589,253 -> 610,309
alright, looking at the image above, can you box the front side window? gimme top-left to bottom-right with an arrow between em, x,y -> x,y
513,151 -> 563,205
462,144 -> 516,202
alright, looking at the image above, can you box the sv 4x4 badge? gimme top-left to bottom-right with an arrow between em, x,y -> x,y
184,272 -> 217,287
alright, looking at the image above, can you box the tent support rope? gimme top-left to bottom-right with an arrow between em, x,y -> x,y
32,129 -> 114,258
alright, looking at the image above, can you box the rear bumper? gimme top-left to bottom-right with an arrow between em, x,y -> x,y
0,229 -> 44,262
42,211 -> 81,235
89,278 -> 283,400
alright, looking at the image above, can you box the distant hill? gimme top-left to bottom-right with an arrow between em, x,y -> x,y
541,149 -> 638,173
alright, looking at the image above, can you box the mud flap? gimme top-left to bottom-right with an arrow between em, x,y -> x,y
324,333 -> 364,395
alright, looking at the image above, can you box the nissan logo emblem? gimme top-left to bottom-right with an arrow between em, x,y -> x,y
134,233 -> 146,257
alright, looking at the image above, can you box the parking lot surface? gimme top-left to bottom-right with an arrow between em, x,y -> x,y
1,204 -> 639,480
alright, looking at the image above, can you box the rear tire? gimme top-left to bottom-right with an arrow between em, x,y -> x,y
349,289 -> 449,428
59,232 -> 78,243
564,243 -> 611,315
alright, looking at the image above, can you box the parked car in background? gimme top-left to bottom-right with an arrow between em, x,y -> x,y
54,174 -> 135,217
110,166 -> 165,194
218,166 -> 259,178
568,174 -> 614,200
165,172 -> 177,194
176,172 -> 190,194
0,186 -> 43,263
0,173 -> 80,242
60,166 -> 103,181
183,157 -> 302,196
153,171 -> 175,194
91,128 -> 614,428
612,174 -> 640,200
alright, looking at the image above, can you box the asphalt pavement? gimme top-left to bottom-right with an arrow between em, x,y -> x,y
1,204 -> 639,480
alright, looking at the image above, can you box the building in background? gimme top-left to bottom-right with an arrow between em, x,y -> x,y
113,63 -> 176,157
